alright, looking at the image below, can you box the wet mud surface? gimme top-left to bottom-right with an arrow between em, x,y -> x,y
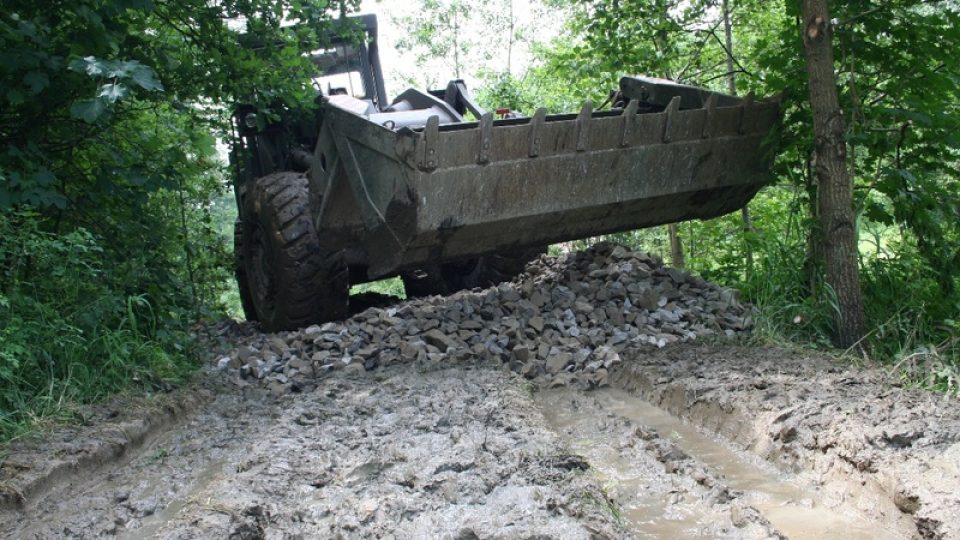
539,388 -> 899,539
3,241 -> 960,540
2,366 -> 628,539
613,344 -> 960,539
4,343 -> 959,538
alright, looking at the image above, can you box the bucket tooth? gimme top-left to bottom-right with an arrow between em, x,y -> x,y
528,108 -> 547,157
575,100 -> 593,152
702,93 -> 718,139
662,96 -> 681,143
477,112 -> 493,165
418,115 -> 440,171
620,99 -> 639,147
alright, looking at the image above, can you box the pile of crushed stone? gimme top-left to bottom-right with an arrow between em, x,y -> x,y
215,242 -> 752,393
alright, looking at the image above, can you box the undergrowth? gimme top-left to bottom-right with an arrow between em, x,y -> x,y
0,212 -> 204,444
351,277 -> 407,298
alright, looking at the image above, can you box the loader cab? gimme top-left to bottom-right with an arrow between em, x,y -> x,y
230,14 -> 387,195
304,15 -> 388,108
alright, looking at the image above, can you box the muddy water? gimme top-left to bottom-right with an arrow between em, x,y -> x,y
117,459 -> 227,540
538,388 -> 900,540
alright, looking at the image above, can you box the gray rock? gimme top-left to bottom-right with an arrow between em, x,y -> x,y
218,241 -> 754,390
546,352 -> 573,374
528,316 -> 545,333
423,329 -> 456,352
237,346 -> 258,362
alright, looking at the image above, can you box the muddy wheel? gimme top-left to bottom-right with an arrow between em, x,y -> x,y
233,219 -> 257,321
402,246 -> 546,298
240,171 -> 348,331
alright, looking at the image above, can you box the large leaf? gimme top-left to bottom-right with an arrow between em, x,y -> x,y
70,98 -> 107,123
23,72 -> 49,94
98,82 -> 128,102
68,56 -> 106,76
130,65 -> 164,92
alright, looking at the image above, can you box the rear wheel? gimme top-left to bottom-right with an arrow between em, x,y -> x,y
238,171 -> 348,331
402,246 -> 546,298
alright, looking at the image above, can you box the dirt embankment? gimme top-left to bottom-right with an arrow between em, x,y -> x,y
613,345 -> 960,539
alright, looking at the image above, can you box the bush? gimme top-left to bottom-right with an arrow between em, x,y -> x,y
0,211 -> 206,441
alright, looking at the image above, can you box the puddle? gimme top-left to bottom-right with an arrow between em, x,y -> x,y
538,388 -> 901,540
118,459 -> 227,540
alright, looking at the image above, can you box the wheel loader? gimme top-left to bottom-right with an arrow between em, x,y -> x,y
231,14 -> 782,331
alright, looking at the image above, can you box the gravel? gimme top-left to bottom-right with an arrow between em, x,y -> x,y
218,241 -> 752,392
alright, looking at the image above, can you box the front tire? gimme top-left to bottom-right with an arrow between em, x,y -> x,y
239,171 -> 348,331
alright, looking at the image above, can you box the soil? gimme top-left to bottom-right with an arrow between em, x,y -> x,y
2,342 -> 958,539
1,246 -> 958,538
612,344 -> 960,540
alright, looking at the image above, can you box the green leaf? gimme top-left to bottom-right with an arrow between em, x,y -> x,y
6,88 -> 25,105
130,65 -> 164,91
70,98 -> 107,123
23,71 -> 49,94
864,202 -> 893,225
98,82 -> 128,102
69,56 -> 106,76
104,60 -> 136,79
191,132 -> 216,157
127,173 -> 148,186
31,168 -> 55,186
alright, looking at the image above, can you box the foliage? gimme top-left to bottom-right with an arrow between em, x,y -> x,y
0,0 -> 359,440
521,0 -> 959,380
389,0 -> 559,96
393,0 -> 475,82
0,211 -> 199,440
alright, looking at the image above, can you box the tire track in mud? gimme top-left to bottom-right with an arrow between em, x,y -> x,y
2,367 -> 632,539
537,387 -> 902,539
537,389 -> 781,539
608,345 -> 960,539
2,383 -> 277,539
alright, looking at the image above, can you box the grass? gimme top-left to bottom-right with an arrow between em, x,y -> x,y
0,300 -> 200,445
580,487 -> 625,525
221,280 -> 245,319
350,276 -> 406,298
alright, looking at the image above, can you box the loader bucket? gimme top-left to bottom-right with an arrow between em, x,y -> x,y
310,76 -> 781,278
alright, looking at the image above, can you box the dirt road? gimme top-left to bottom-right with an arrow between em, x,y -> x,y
2,245 -> 958,538
3,343 -> 958,539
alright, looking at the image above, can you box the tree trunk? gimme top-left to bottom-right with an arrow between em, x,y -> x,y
668,223 -> 685,269
722,0 -> 755,279
800,0 -> 866,348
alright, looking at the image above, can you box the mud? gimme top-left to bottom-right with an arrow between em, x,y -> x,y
2,366 -> 628,539
541,388 -> 901,539
3,342 -> 960,538
537,390 -> 783,539
0,389 -> 211,514
612,344 -> 960,539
